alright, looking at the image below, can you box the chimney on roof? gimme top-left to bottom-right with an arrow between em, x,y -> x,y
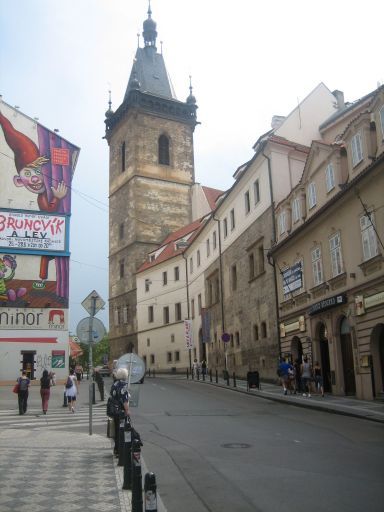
271,115 -> 286,130
332,90 -> 345,109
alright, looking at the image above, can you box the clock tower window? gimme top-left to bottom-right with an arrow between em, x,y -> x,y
158,134 -> 170,165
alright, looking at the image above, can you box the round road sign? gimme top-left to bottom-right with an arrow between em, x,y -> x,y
76,317 -> 106,344
221,332 -> 230,343
117,353 -> 145,384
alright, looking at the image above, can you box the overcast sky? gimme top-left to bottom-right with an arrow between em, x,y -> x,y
1,0 -> 382,333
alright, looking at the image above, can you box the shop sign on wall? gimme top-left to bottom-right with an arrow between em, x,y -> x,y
52,350 -> 65,368
0,211 -> 68,254
282,261 -> 303,296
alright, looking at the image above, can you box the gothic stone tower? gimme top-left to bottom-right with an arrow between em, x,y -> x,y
105,6 -> 198,358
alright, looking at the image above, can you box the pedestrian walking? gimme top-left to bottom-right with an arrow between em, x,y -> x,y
301,356 -> 313,397
40,369 -> 51,414
313,361 -> 325,397
192,358 -> 200,378
16,370 -> 30,415
201,359 -> 207,377
277,358 -> 293,395
65,369 -> 78,413
75,362 -> 83,382
109,367 -> 130,457
293,358 -> 302,394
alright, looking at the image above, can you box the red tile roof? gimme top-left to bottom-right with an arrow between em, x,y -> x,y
202,186 -> 224,210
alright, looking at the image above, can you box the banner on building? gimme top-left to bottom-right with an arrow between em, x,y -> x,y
184,319 -> 194,349
0,210 -> 69,254
201,308 -> 211,343
52,350 -> 65,368
0,253 -> 69,308
282,261 -> 303,296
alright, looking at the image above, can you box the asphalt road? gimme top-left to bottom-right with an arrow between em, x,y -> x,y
127,376 -> 384,512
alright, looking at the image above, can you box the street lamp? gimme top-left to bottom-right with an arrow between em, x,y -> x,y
176,240 -> 192,372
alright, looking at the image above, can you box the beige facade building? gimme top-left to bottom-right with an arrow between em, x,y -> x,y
272,86 -> 384,399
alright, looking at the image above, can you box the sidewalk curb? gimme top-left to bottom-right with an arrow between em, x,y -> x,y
190,378 -> 384,424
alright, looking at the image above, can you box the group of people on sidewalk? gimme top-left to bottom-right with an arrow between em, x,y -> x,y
277,357 -> 324,398
14,366 -> 82,415
192,358 -> 208,377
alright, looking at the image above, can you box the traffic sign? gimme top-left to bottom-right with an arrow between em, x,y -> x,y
221,332 -> 230,343
116,353 -> 146,384
76,317 -> 106,344
81,290 -> 105,316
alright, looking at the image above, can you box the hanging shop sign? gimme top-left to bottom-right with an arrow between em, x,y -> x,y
308,293 -> 347,316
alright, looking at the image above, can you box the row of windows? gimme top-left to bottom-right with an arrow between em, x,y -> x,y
283,213 -> 378,295
113,305 -> 130,326
148,302 -> 183,324
188,180 -> 261,275
143,351 -> 180,366
119,134 -> 170,173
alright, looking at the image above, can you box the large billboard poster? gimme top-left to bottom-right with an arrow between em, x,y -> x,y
0,102 -> 79,214
0,253 -> 69,308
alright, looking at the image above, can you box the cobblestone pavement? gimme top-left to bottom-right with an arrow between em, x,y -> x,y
0,428 -> 131,512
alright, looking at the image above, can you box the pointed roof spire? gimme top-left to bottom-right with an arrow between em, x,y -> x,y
143,0 -> 157,48
105,89 -> 114,118
186,75 -> 197,105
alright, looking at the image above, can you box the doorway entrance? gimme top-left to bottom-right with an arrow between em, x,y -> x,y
21,351 -> 36,380
291,336 -> 303,363
318,323 -> 331,392
370,323 -> 384,397
340,317 -> 356,395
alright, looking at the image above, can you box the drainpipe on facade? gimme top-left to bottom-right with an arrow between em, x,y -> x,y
262,146 -> 282,360
213,215 -> 227,370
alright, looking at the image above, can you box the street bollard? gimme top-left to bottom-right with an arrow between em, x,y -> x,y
92,382 -> 96,404
233,372 -> 237,387
118,417 -> 125,466
202,370 -> 205,381
131,435 -> 143,512
187,368 -> 189,380
210,369 -> 213,382
215,369 -> 218,383
197,370 -> 200,381
62,391 -> 67,407
144,472 -> 157,512
122,417 -> 132,490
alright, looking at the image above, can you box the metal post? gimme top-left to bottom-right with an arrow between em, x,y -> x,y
92,381 -> 96,405
118,417 -> 125,466
233,372 -> 236,387
144,472 -> 157,512
210,369 -> 213,382
215,369 -> 218,383
122,417 -> 132,490
131,436 -> 143,512
88,293 -> 97,436
63,391 -> 67,407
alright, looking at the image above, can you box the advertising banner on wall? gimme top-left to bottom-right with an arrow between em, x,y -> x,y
0,103 -> 79,214
0,253 -> 69,308
282,261 -> 303,296
0,210 -> 69,254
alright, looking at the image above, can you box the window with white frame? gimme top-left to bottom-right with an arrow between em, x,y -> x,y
197,250 -> 201,267
254,179 -> 260,204
279,210 -> 287,235
380,106 -> 384,139
213,230 -> 217,250
148,305 -> 154,323
175,302 -> 182,321
329,233 -> 343,277
163,306 -> 169,324
351,132 -> 363,167
292,198 -> 301,223
311,246 -> 323,286
174,266 -> 179,281
360,213 -> 378,261
308,182 -> 317,209
244,190 -> 250,214
230,209 -> 235,230
325,163 -> 335,192
162,271 -> 167,285
206,239 -> 210,257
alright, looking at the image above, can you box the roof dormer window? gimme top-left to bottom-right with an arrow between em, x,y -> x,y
351,132 -> 363,167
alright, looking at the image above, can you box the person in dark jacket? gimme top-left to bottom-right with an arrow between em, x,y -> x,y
17,370 -> 30,415
110,368 -> 130,456
40,369 -> 51,414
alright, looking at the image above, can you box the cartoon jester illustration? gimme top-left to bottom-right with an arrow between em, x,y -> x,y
0,254 -> 26,302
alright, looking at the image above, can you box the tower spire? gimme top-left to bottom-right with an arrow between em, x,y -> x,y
142,0 -> 157,48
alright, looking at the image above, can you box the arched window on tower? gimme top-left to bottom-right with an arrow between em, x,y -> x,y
158,134 -> 170,165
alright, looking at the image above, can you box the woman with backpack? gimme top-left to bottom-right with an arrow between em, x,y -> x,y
16,370 -> 30,415
40,369 -> 51,414
65,368 -> 78,413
